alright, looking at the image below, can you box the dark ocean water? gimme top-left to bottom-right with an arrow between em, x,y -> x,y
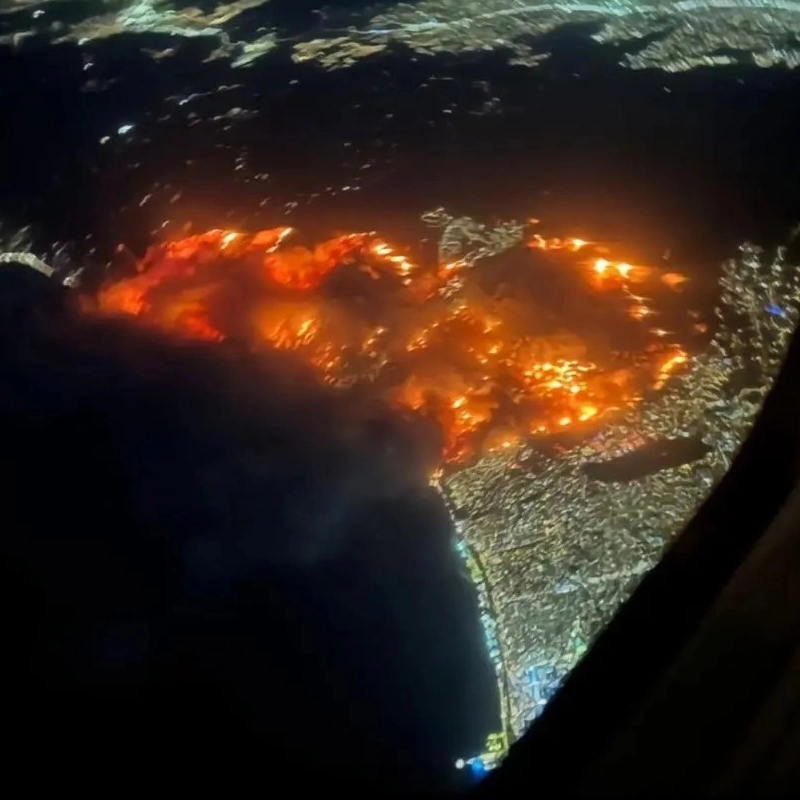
2,4 -> 800,791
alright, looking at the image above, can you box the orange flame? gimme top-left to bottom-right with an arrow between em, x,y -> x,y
90,225 -> 691,464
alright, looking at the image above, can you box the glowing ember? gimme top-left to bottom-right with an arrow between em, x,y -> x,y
88,224 -> 692,464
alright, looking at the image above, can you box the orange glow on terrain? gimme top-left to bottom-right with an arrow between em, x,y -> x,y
90,225 -> 692,464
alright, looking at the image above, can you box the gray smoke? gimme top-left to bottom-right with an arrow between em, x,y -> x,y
0,263 -> 495,781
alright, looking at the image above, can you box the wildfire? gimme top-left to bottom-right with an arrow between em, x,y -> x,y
89,223 -> 693,465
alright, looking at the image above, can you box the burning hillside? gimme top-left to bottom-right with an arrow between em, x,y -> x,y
87,214 -> 695,464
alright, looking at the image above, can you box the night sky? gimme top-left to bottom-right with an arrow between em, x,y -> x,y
2,0 -> 800,792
